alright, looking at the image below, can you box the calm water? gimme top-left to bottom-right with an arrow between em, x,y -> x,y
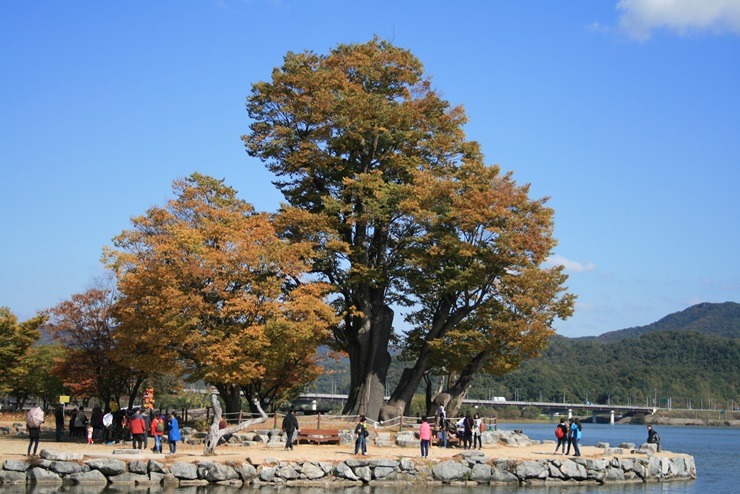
5,423 -> 738,494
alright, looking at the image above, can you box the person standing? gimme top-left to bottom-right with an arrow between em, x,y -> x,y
472,413 -> 483,450
419,416 -> 431,458
554,417 -> 568,454
354,415 -> 368,455
150,413 -> 165,453
282,409 -> 299,450
54,404 -> 65,442
25,403 -> 45,456
565,418 -> 574,455
647,425 -> 661,452
68,408 -> 76,438
436,405 -> 448,448
570,418 -> 582,456
167,412 -> 181,453
74,406 -> 88,438
129,408 -> 146,450
463,411 -> 474,449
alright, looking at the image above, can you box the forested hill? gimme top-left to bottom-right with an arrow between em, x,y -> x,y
582,302 -> 740,343
472,302 -> 740,406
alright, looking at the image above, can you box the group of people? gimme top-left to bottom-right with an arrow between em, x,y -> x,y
553,417 -> 662,457
25,403 -> 183,456
553,417 -> 583,456
433,405 -> 485,451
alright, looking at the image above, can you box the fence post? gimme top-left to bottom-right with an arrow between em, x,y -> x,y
238,410 -> 243,424
399,415 -> 404,432
317,412 -> 321,429
273,411 -> 278,429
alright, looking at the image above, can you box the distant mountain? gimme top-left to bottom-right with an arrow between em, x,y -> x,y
588,302 -> 740,343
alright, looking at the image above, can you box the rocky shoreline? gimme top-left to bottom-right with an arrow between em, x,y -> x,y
0,446 -> 696,488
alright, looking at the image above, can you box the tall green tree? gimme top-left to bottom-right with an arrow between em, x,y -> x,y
244,38 -> 573,419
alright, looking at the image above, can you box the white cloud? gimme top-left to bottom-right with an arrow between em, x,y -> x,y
617,0 -> 740,40
545,255 -> 596,273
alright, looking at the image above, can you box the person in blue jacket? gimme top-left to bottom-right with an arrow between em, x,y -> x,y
167,412 -> 182,453
570,417 -> 582,456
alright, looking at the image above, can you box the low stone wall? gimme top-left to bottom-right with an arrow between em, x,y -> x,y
0,448 -> 695,488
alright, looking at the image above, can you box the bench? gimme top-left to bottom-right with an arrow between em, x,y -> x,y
297,428 -> 341,445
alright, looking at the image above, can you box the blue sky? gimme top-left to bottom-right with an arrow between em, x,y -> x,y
1,1 -> 739,337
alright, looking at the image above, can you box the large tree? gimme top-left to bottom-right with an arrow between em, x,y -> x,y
106,173 -> 335,416
0,308 -> 46,406
244,38 -> 573,418
45,285 -> 147,408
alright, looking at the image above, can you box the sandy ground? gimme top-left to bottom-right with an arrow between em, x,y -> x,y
0,419 -> 668,466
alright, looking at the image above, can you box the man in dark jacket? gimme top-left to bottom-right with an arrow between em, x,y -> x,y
647,425 -> 661,451
282,409 -> 299,450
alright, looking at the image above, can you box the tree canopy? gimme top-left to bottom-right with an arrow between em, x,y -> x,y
244,38 -> 574,418
105,173 -> 336,414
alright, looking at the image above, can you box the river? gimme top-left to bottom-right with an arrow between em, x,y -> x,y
3,423 -> 737,493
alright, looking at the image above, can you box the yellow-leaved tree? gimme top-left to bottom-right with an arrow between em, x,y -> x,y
105,173 -> 335,452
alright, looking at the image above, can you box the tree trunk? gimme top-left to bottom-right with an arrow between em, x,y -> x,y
204,387 -> 268,456
126,375 -> 145,409
214,383 -> 243,416
342,300 -> 393,420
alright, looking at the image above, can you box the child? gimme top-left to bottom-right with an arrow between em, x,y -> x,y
86,423 -> 94,444
419,416 -> 431,458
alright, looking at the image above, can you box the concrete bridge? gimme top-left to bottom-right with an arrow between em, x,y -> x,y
294,394 -> 657,424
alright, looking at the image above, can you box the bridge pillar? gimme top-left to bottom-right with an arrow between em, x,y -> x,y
548,409 -> 556,420
568,409 -> 572,419
610,410 -> 615,425
592,411 -> 597,423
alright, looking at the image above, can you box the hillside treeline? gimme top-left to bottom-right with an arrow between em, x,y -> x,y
470,330 -> 739,409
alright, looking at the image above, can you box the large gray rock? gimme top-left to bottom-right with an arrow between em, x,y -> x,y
470,463 -> 492,482
40,449 -> 84,461
490,464 -> 519,483
559,459 -> 588,479
301,463 -> 326,480
0,470 -> 26,483
373,466 -> 395,479
515,460 -> 548,479
108,472 -> 150,485
85,458 -> 127,476
112,448 -> 142,455
148,459 -> 168,474
276,464 -> 299,480
50,461 -> 88,475
605,466 -> 626,482
27,467 -> 62,483
333,462 -> 358,481
236,462 -> 257,481
259,466 -> 276,482
354,465 -> 372,482
2,459 -> 30,472
128,460 -> 148,474
202,462 -> 239,482
65,469 -> 108,484
432,460 -> 470,482
171,461 -> 199,480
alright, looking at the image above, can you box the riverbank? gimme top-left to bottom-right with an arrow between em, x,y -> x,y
0,421 -> 695,488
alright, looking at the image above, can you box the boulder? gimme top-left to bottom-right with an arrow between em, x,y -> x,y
85,459 -> 128,476
470,463 -> 492,482
373,466 -> 396,479
128,460 -> 148,474
0,470 -> 26,483
65,469 -> 108,484
236,462 -> 257,481
432,460 -> 470,482
170,461 -> 199,480
515,460 -> 548,479
27,467 -> 62,483
40,449 -> 84,461
354,465 -> 372,482
2,459 -> 30,472
49,461 -> 88,475
301,462 -> 326,480
108,472 -> 151,485
259,466 -> 276,482
559,459 -> 588,480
